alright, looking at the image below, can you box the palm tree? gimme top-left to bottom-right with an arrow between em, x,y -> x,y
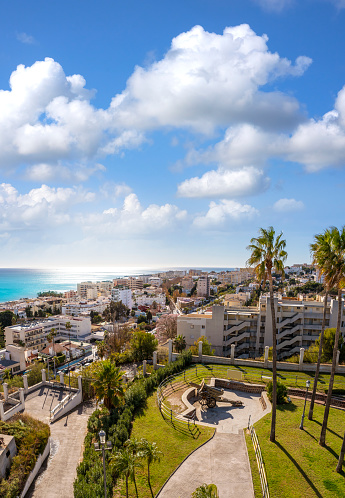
124,438 -> 142,497
139,439 -> 163,498
111,447 -> 142,498
92,359 -> 124,409
174,334 -> 186,353
318,226 -> 345,446
308,231 -> 332,420
191,483 -> 219,498
247,226 -> 287,443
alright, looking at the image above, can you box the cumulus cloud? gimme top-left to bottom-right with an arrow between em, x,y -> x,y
0,183 -> 94,230
110,24 -> 311,134
80,193 -> 187,237
177,167 -> 270,198
286,86 -> 345,171
273,198 -> 304,212
193,199 -> 258,228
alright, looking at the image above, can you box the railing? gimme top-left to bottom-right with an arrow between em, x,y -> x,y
249,424 -> 270,498
157,367 -> 215,438
50,392 -> 75,419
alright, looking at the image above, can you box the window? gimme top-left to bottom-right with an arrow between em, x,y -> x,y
202,325 -> 205,329
190,324 -> 194,329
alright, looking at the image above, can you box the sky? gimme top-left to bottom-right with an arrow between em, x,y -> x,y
1,0 -> 345,268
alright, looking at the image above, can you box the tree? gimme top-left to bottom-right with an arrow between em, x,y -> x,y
92,359 -> 124,409
313,328 -> 345,363
191,483 -> 219,498
146,310 -> 152,324
130,330 -> 158,362
103,300 -> 129,323
111,447 -> 142,498
124,439 -> 143,497
139,439 -> 163,498
155,314 -> 177,342
190,336 -> 214,356
97,340 -> 109,360
46,327 -> 57,352
174,334 -> 186,353
65,321 -> 72,389
247,226 -> 287,443
336,431 -> 345,473
318,226 -> 345,447
25,306 -> 33,318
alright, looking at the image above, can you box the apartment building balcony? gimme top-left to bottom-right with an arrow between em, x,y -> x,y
277,335 -> 302,351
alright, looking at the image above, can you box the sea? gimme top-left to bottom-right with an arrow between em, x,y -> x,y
0,267 -> 234,303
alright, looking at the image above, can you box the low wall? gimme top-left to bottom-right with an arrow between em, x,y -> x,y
181,387 -> 197,419
215,378 -> 264,394
20,438 -> 50,498
287,388 -> 345,409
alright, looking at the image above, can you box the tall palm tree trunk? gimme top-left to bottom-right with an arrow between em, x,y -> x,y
336,430 -> 345,472
308,290 -> 328,420
133,474 -> 139,498
320,288 -> 342,446
148,462 -> 154,498
126,476 -> 129,498
269,272 -> 277,443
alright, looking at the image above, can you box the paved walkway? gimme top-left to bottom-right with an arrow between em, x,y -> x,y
23,386 -> 95,498
159,388 -> 271,498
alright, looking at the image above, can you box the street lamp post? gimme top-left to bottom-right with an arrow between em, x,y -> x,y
94,430 -> 112,498
300,379 -> 311,430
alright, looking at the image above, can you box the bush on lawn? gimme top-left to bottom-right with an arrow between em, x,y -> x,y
266,380 -> 288,404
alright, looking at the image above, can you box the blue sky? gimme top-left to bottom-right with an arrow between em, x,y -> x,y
1,0 -> 345,268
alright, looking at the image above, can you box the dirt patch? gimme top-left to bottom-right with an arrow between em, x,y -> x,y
165,387 -> 188,413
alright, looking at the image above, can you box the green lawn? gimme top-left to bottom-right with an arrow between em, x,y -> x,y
174,363 -> 345,393
114,392 -> 214,498
245,399 -> 345,498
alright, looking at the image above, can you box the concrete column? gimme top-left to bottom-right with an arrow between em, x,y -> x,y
41,369 -> 46,382
143,360 -> 147,376
230,344 -> 235,365
168,339 -> 173,363
153,351 -> 158,370
23,375 -> 29,394
59,372 -> 64,384
3,383 -> 8,401
336,350 -> 340,367
299,348 -> 305,370
19,387 -> 25,407
264,346 -> 269,367
78,375 -> 82,394
0,400 -> 5,421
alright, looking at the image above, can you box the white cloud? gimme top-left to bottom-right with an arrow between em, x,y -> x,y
100,182 -> 133,199
110,24 -> 311,134
80,193 -> 187,237
0,183 -> 94,230
286,86 -> 345,171
16,32 -> 35,44
273,198 -> 304,212
177,167 -> 270,198
0,25 -> 312,177
193,199 -> 258,228
25,162 -> 106,183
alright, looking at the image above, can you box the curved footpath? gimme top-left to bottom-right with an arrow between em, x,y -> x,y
158,389 -> 271,498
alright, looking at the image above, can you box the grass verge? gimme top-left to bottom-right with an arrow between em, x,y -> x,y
245,399 -> 345,498
114,391 -> 214,498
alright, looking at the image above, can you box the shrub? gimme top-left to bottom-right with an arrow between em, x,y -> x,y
266,380 -> 287,404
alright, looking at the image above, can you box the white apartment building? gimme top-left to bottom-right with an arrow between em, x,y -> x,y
62,298 -> 110,316
177,296 -> 345,359
5,315 -> 92,354
197,276 -> 210,298
111,288 -> 133,309
133,292 -> 166,307
77,281 -> 113,298
127,277 -> 143,291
